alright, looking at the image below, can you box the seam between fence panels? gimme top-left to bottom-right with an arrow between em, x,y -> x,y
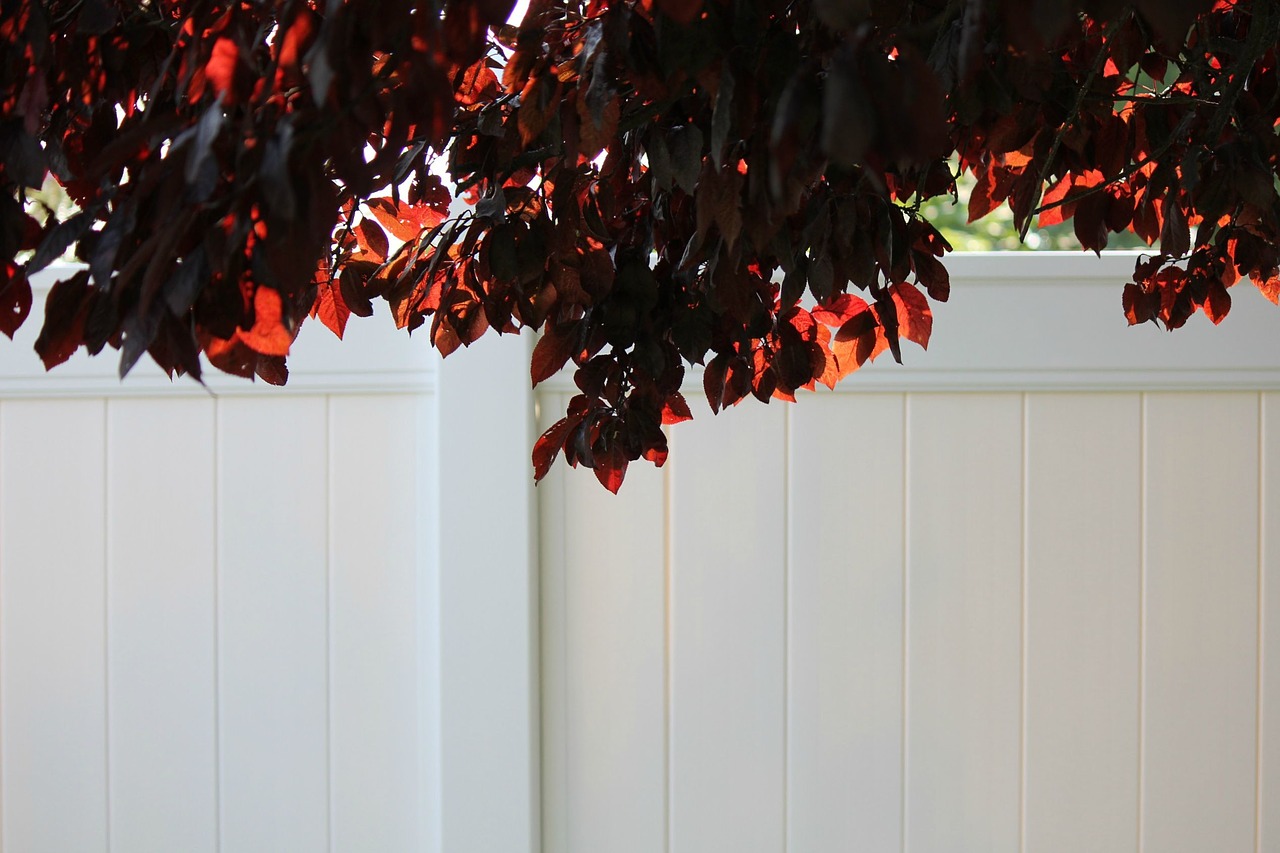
1256,392 -> 1266,853
1137,393 -> 1147,853
213,400 -> 222,853
900,393 -> 910,853
0,401 -> 5,853
325,397 -> 335,853
102,400 -> 112,853
1018,394 -> 1029,853
561,400 -> 571,853
664,429 -> 674,853
782,404 -> 791,853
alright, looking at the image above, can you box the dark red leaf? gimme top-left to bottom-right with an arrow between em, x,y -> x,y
354,218 -> 390,263
593,444 -> 628,494
533,414 -> 579,482
1123,281 -> 1156,325
655,0 -> 704,24
531,323 -> 577,386
661,392 -> 694,425
703,354 -> 728,414
0,263 -> 32,339
1203,279 -> 1231,325
35,271 -> 93,370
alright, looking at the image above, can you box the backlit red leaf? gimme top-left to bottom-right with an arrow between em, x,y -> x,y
1203,280 -> 1231,324
593,444 -> 628,494
812,294 -> 870,327
237,287 -> 295,356
661,392 -> 693,425
533,414 -> 579,482
354,218 -> 389,263
366,197 -> 446,243
312,273 -> 351,339
1252,273 -> 1280,305
889,281 -> 932,348
531,323 -> 577,386
205,38 -> 241,101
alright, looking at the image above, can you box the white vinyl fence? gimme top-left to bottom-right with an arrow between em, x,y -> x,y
0,268 -> 538,853
1,254 -> 1277,853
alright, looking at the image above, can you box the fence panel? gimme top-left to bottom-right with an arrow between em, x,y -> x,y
1141,393 -> 1259,853
0,399 -> 108,853
669,403 -> 787,853
329,394 -> 432,851
107,397 -> 218,853
0,267 -> 448,853
5,255 -> 1280,853
538,254 -> 1280,853
538,389 -> 667,853
1264,391 -> 1279,852
1023,393 -> 1140,853
788,394 -> 906,853
904,393 -> 1024,853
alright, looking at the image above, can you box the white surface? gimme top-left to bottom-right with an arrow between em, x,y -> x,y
0,278 -> 518,852
539,389 -> 667,853
1264,392 -> 1278,853
217,396 -> 330,853
905,394 -> 1024,853
107,398 -> 218,853
787,394 -> 905,853
1,254 -> 1279,852
437,331 -> 540,853
0,400 -> 109,853
669,402 -> 787,853
1142,393 -> 1259,853
541,389 -> 1276,853
1023,394 -> 1140,853
329,395 -> 429,851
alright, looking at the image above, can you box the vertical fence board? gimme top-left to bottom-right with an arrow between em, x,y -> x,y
670,402 -> 786,853
437,333 -> 539,853
106,398 -> 217,853
537,391 -> 570,853
329,394 -> 429,852
1142,393 -> 1258,853
905,393 -> 1023,853
1260,392 -> 1277,851
0,399 -> 108,852
559,438 -> 665,853
787,393 -> 905,853
418,391 -> 443,853
218,396 -> 329,853
1023,393 -> 1140,853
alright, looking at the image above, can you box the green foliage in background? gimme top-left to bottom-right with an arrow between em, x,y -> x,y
921,168 -> 1149,252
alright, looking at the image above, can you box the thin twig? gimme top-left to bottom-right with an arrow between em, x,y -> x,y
1031,107 -> 1196,217
1035,3 -> 1280,221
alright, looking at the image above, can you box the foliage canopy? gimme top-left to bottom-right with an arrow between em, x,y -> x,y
2,0 -> 1279,489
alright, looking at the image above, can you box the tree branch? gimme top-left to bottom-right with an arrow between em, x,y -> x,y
1019,12 -> 1128,241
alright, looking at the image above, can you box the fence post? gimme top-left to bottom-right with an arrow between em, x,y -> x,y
434,330 -> 540,853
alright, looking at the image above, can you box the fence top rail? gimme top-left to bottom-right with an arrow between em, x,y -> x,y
7,254 -> 1280,399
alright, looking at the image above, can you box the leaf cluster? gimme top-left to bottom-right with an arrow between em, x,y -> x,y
2,0 -> 1279,489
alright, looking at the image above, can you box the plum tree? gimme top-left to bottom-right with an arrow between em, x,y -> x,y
2,0 -> 1277,489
